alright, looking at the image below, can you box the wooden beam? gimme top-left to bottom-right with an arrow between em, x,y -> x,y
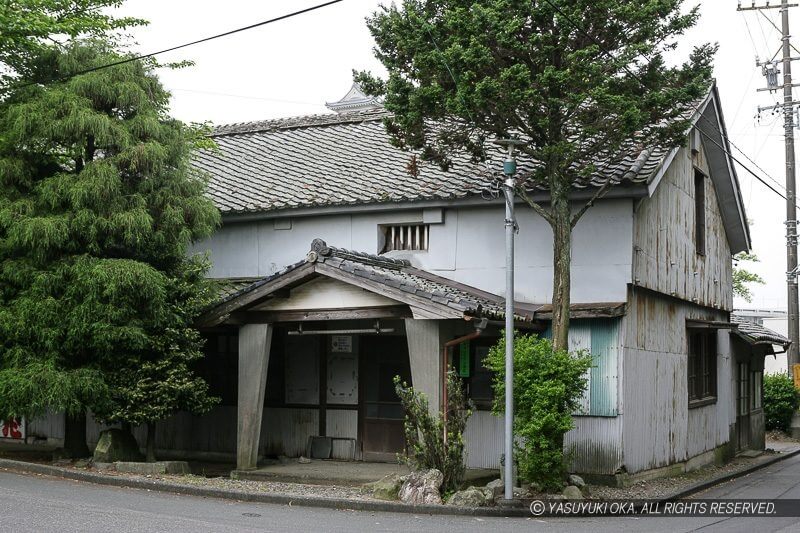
233,305 -> 413,324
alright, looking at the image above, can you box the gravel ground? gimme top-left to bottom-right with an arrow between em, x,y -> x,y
2,439 -> 798,506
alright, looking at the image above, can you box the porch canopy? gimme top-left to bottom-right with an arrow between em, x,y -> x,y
199,238 -> 544,328
730,315 -> 791,355
199,239 -> 626,470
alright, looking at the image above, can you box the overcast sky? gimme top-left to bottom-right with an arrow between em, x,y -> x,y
115,0 -> 795,311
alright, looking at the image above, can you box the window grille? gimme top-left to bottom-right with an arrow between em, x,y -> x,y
381,224 -> 429,253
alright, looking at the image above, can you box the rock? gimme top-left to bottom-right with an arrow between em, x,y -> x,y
362,474 -> 402,500
513,486 -> 529,500
562,485 -> 584,500
298,456 -> 312,464
93,428 -> 143,463
523,482 -> 543,494
447,487 -> 490,507
568,474 -> 585,488
74,458 -> 92,469
398,469 -> 443,505
485,478 -> 504,499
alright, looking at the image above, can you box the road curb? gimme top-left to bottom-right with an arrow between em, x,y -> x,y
659,447 -> 800,501
0,448 -> 797,518
0,458 -> 529,517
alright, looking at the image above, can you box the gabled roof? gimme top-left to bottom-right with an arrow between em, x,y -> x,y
731,315 -> 791,351
194,83 -> 749,251
195,109 -> 668,215
200,239 -> 626,328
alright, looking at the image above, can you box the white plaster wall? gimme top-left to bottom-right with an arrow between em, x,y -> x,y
193,198 -> 634,304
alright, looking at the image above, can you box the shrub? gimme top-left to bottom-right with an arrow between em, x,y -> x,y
764,373 -> 800,432
485,333 -> 592,492
394,370 -> 473,493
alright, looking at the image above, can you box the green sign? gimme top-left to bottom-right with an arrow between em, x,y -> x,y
458,341 -> 470,377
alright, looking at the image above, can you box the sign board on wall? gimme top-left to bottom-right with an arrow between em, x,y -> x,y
331,335 -> 352,353
0,417 -> 24,440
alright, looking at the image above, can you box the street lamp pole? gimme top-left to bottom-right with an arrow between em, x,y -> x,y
495,138 -> 523,502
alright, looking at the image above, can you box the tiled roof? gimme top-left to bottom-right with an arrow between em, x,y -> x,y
212,277 -> 263,301
308,239 -> 539,322
731,315 -> 791,347
205,239 -> 629,326
194,102 -> 682,215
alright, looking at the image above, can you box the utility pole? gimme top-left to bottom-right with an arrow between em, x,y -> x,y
740,0 -> 800,375
494,137 -> 524,503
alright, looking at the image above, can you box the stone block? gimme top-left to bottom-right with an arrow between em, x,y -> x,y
115,461 -> 190,475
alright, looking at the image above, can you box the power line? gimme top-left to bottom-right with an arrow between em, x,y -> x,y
539,0 -> 789,205
9,0 -> 345,90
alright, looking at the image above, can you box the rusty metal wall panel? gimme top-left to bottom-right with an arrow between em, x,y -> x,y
565,416 -> 624,474
632,145 -> 733,310
464,410 -> 503,469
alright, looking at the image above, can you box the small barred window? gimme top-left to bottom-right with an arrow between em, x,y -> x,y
380,224 -> 429,253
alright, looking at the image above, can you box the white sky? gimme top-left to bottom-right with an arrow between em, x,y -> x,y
115,0 -> 795,311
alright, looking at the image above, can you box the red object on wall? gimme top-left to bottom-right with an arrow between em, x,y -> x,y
0,418 -> 23,439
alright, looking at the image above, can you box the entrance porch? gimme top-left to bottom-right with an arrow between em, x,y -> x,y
198,239 -> 539,471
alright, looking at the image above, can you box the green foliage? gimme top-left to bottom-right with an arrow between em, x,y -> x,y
733,252 -> 765,302
0,40 -> 221,425
394,370 -> 472,493
485,333 -> 592,491
0,0 -> 146,86
763,373 -> 800,433
358,0 -> 715,351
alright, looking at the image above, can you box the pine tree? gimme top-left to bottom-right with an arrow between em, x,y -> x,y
0,40 -> 220,457
356,0 -> 715,350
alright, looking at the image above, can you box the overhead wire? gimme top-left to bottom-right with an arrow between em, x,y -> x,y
6,0 -> 345,91
538,0 -> 793,207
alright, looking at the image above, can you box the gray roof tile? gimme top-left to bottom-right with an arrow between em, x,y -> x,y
731,315 -> 791,347
194,105 -> 684,215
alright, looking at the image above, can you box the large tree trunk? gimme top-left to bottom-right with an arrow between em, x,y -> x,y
550,194 -> 572,353
63,411 -> 90,458
145,421 -> 157,463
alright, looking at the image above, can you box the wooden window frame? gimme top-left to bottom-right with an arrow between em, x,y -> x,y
688,328 -> 717,408
379,223 -> 430,254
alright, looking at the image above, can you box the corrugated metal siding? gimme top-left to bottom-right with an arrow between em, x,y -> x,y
464,410 -> 503,469
326,409 -> 357,439
590,319 -> 620,416
565,416 -> 624,474
27,411 -> 64,440
261,407 -> 318,457
568,322 -> 592,415
543,319 -> 619,416
622,288 -> 733,473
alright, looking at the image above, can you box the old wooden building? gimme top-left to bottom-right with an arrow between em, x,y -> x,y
21,83 -> 790,483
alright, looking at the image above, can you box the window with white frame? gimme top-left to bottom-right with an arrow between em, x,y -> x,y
380,224 -> 430,253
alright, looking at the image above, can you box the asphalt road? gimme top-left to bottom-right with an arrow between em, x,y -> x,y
0,454 -> 798,532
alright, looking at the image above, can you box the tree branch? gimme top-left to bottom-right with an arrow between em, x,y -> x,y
571,181 -> 613,228
518,187 -> 554,225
